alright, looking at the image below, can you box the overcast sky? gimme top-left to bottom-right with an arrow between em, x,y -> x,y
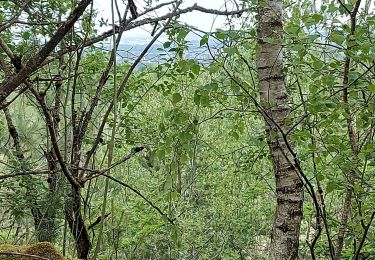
93,0 -> 233,37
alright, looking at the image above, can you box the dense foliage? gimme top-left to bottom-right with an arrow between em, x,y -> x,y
0,0 -> 374,259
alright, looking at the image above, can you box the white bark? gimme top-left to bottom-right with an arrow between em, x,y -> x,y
255,0 -> 304,259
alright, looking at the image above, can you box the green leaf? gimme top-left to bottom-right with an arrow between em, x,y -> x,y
175,113 -> 188,124
223,47 -> 238,55
177,28 -> 189,42
22,31 -> 31,40
316,174 -> 324,182
230,131 -> 239,140
286,24 -> 300,34
164,175 -> 173,191
171,225 -> 179,244
194,92 -> 201,105
207,63 -> 222,73
312,13 -> 323,22
200,94 -> 210,107
200,36 -> 208,46
161,214 -> 169,223
163,41 -> 171,48
330,31 -> 346,45
215,31 -> 226,40
171,190 -> 178,201
191,63 -> 200,75
368,84 -> 375,93
312,59 -> 324,70
172,93 -> 182,104
326,182 -> 336,193
202,83 -> 218,91
156,149 -> 165,160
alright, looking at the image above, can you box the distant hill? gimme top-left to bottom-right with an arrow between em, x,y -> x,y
104,35 -> 222,65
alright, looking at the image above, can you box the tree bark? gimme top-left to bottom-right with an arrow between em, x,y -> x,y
255,0 -> 304,259
65,187 -> 91,259
334,1 -> 362,258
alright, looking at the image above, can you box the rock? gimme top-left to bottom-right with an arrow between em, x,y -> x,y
0,242 -> 66,260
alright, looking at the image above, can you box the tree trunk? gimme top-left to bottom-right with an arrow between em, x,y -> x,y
33,71 -> 63,243
333,2 -> 361,258
255,0 -> 304,259
65,187 -> 91,259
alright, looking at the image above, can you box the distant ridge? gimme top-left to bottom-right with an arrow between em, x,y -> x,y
98,34 -> 222,64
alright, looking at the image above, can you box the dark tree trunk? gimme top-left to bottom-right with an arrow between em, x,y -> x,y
65,187 -> 91,259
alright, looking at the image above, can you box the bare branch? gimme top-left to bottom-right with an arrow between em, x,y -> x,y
0,170 -> 52,181
81,147 -> 144,181
97,173 -> 175,225
40,3 -> 247,68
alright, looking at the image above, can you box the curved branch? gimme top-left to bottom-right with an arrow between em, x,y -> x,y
99,173 -> 175,225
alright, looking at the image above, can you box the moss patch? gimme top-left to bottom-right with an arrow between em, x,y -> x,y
0,242 -> 66,260
0,244 -> 24,260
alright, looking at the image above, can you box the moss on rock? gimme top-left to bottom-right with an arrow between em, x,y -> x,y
0,242 -> 66,260
0,244 -> 25,260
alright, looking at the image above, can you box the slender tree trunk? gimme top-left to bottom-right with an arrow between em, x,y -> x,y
92,2 -> 119,256
334,1 -> 361,258
255,0 -> 304,259
65,187 -> 91,259
36,79 -> 62,243
33,55 -> 64,243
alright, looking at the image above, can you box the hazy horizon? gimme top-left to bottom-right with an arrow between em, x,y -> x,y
93,0 -> 235,37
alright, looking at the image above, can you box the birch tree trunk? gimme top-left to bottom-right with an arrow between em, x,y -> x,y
255,0 -> 304,259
